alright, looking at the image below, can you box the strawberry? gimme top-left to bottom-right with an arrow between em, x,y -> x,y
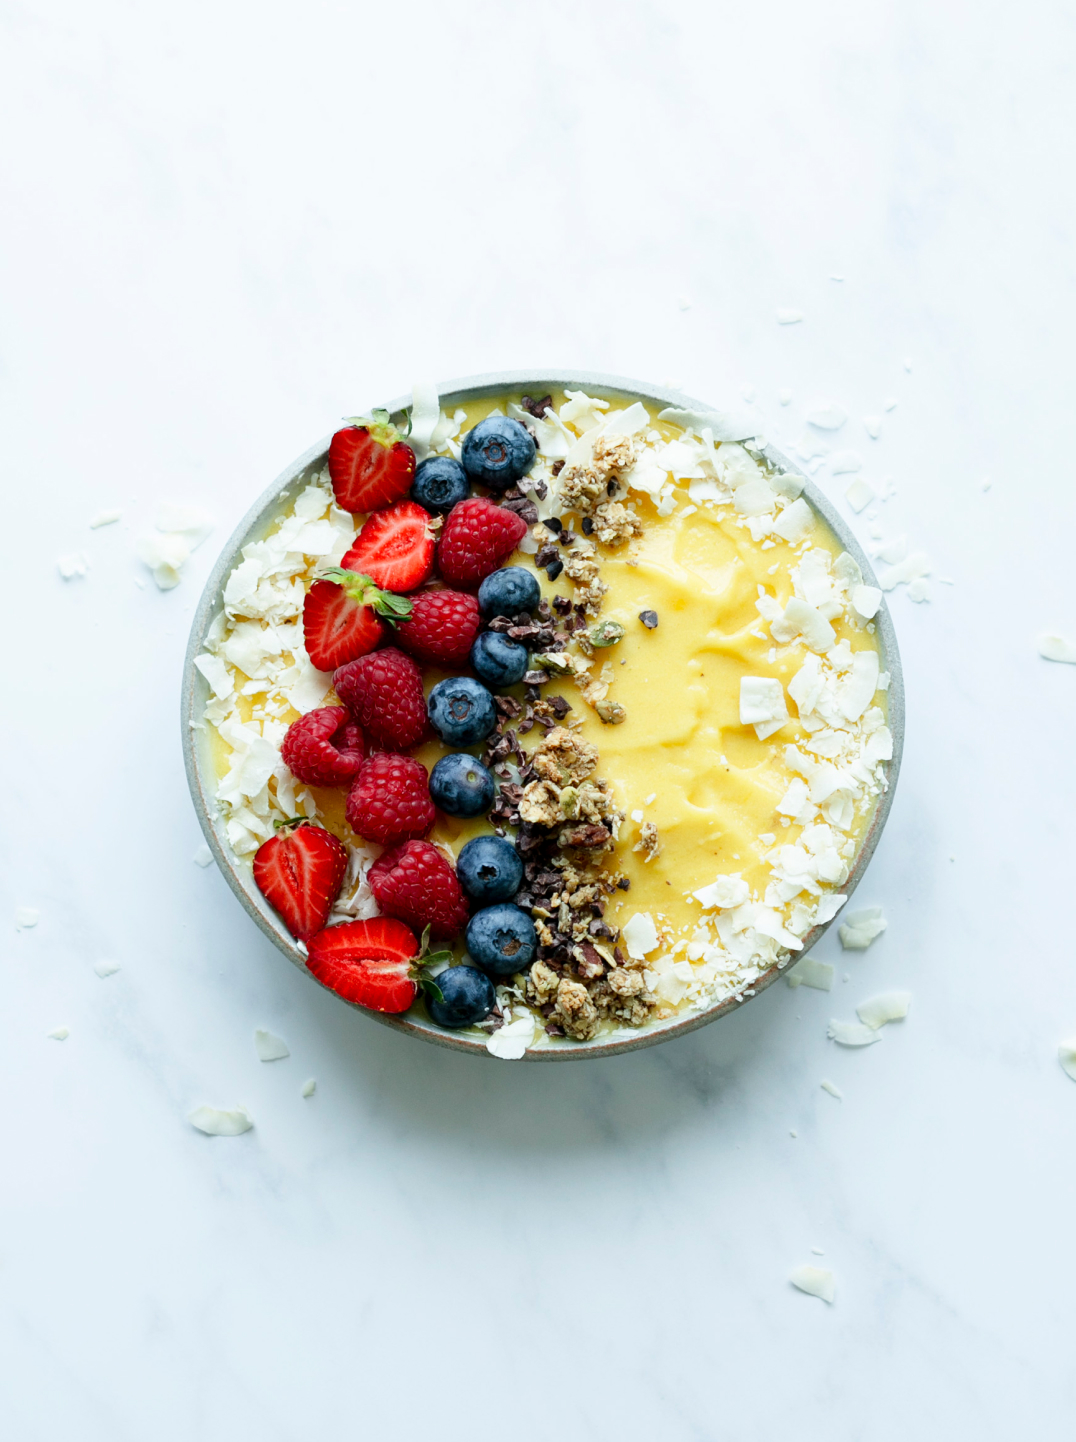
395,589 -> 481,669
304,918 -> 450,1014
302,570 -> 412,672
333,647 -> 428,751
280,706 -> 365,788
252,820 -> 348,940
345,752 -> 435,846
368,840 -> 469,941
328,410 -> 415,514
341,500 -> 435,593
435,498 -> 527,591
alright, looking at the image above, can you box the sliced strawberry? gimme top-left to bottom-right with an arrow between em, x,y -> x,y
302,569 -> 412,671
328,411 -> 416,514
304,918 -> 419,1012
252,821 -> 348,940
341,501 -> 435,593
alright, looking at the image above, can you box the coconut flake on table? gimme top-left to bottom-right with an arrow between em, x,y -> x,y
254,1028 -> 290,1062
844,479 -> 876,513
486,1010 -> 536,1060
47,1026 -> 70,1041
787,957 -> 835,990
622,912 -> 660,959
878,551 -> 930,591
805,402 -> 847,430
776,309 -> 804,325
789,1265 -> 835,1303
907,577 -> 931,603
838,906 -> 887,950
829,450 -> 863,475
189,1104 -> 254,1136
828,1018 -> 880,1046
57,552 -> 89,580
856,991 -> 911,1028
301,1078 -> 317,1098
15,907 -> 40,929
1037,632 -> 1076,663
820,1078 -> 843,1099
875,535 -> 907,564
94,959 -> 121,978
779,389 -> 793,406
89,507 -> 123,528
1059,1042 -> 1076,1081
193,843 -> 213,868
863,416 -> 882,439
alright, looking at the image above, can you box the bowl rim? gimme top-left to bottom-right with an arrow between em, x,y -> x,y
181,369 -> 905,1061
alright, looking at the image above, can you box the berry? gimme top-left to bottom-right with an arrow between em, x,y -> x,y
368,840 -> 469,940
305,917 -> 420,1013
334,647 -> 427,751
429,753 -> 495,818
345,752 -> 435,847
302,569 -> 412,671
427,676 -> 497,747
426,965 -> 495,1029
435,498 -> 527,591
461,416 -> 536,490
456,835 -> 523,904
328,412 -> 415,513
341,500 -> 435,593
465,903 -> 537,977
252,821 -> 348,940
477,565 -> 542,618
395,589 -> 481,669
470,631 -> 528,688
280,707 -> 365,788
412,456 -> 470,514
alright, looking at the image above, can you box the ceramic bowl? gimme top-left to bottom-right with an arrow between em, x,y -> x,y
182,371 -> 904,1061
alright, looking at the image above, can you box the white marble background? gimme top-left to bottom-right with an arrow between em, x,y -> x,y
2,2 -> 1075,1437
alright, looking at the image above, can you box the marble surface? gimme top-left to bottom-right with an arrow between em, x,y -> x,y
2,3 -> 1075,1437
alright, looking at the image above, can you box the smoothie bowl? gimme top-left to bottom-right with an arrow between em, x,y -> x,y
182,372 -> 903,1061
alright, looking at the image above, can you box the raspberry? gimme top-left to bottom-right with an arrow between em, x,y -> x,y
280,707 -> 365,788
395,589 -> 481,669
368,840 -> 469,941
435,498 -> 528,591
333,647 -> 427,751
345,753 -> 435,846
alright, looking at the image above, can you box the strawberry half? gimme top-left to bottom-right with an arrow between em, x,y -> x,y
252,820 -> 348,940
328,410 -> 416,514
303,569 -> 412,671
304,918 -> 451,1014
341,500 -> 435,593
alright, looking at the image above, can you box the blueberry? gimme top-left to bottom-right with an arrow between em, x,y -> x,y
457,835 -> 523,904
429,753 -> 495,817
412,456 -> 470,514
477,565 -> 542,618
466,903 -> 537,977
471,631 -> 529,688
461,416 -> 536,491
426,965 -> 496,1029
427,676 -> 498,746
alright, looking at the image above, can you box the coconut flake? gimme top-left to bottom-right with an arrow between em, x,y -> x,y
740,676 -> 789,730
622,912 -> 660,959
733,477 -> 776,516
780,598 -> 836,653
693,874 -> 750,910
193,843 -> 213,868
254,1028 -> 290,1062
156,504 -> 215,548
805,403 -> 847,430
851,584 -> 882,620
828,1019 -> 881,1046
189,1104 -> 254,1136
820,1078 -> 843,1098
835,650 -> 880,721
856,991 -> 911,1028
776,309 -> 804,325
194,653 -> 234,700
772,498 -> 813,543
47,1026 -> 70,1041
486,1012 -> 535,1060
844,479 -> 875,513
789,1265 -> 835,1303
838,907 -> 887,950
94,959 -> 121,978
57,552 -> 89,580
863,416 -> 882,439
878,551 -> 930,591
89,508 -> 123,528
1059,1042 -> 1076,1082
829,450 -> 862,475
408,380 -> 440,462
657,406 -> 757,443
301,1078 -> 317,1098
15,906 -> 40,929
1038,632 -> 1076,664
787,957 -> 834,991
779,389 -> 793,405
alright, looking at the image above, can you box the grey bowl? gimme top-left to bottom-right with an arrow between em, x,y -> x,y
182,371 -> 904,1061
